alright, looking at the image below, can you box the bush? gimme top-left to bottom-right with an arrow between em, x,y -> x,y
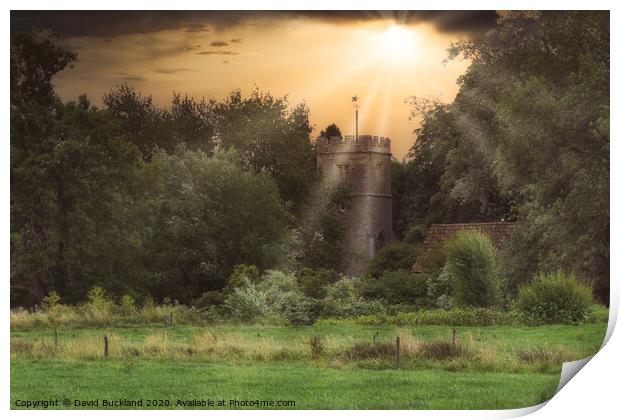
444,232 -> 501,308
41,290 -> 62,312
119,295 -> 136,315
322,277 -> 385,318
226,264 -> 260,290
316,307 -> 520,327
367,241 -> 419,278
281,294 -> 321,325
86,286 -> 115,313
256,270 -> 321,325
425,266 -> 454,309
192,291 -> 227,310
223,284 -> 266,323
517,271 -> 593,324
358,270 -> 428,305
297,268 -> 335,299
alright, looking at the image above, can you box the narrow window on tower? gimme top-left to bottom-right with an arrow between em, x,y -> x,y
337,163 -> 351,179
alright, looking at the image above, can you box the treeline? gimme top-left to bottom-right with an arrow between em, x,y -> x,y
10,32 -> 348,306
11,11 -> 609,307
390,11 -> 609,302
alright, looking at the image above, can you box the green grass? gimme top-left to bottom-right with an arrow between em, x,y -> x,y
11,359 -> 560,409
10,322 -> 607,409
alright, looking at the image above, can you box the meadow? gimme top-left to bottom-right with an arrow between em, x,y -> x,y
10,322 -> 608,409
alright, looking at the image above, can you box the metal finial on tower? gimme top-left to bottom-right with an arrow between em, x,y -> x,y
352,95 -> 359,142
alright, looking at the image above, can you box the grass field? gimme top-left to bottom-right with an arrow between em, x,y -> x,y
10,322 -> 607,409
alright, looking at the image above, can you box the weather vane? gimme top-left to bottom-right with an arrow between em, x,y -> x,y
352,95 -> 360,141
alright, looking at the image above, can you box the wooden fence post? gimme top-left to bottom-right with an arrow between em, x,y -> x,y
452,329 -> 457,346
395,336 -> 401,368
310,336 -> 322,357
54,328 -> 58,350
104,335 -> 109,357
168,313 -> 173,326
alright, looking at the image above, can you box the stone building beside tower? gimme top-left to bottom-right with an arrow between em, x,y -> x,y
316,134 -> 394,275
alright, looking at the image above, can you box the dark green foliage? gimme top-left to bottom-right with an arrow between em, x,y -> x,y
391,105 -> 513,242
281,294 -> 321,326
322,278 -> 386,319
11,33 -> 143,305
318,308 -> 523,327
297,268 -> 335,299
517,272 -> 593,325
192,291 -> 227,310
226,264 -> 261,290
319,123 -> 342,138
444,232 -> 501,308
367,241 -> 419,278
210,88 -> 316,211
138,149 -> 292,302
297,184 -> 350,271
447,12 -> 609,302
358,270 -> 427,305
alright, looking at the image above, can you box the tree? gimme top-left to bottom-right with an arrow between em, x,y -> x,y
209,89 -> 317,211
444,232 -> 501,308
448,11 -> 609,302
103,84 -> 175,159
320,123 -> 342,138
135,149 -> 293,302
11,33 -> 142,304
396,100 -> 513,242
296,183 -> 350,272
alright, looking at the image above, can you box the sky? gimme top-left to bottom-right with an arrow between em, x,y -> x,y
11,11 -> 498,159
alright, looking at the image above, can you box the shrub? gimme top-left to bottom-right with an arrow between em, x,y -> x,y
316,307 -> 520,327
297,268 -> 335,299
517,271 -> 593,324
86,286 -> 115,313
281,293 -> 321,325
358,270 -> 428,305
223,284 -> 267,323
418,339 -> 471,359
192,291 -> 227,310
367,241 -> 419,278
426,266 -> 454,309
257,270 -> 320,325
119,295 -> 136,315
41,290 -> 62,312
322,278 -> 386,318
444,231 -> 501,308
226,264 -> 260,290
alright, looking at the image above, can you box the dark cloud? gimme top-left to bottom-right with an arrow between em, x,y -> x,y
185,22 -> 210,33
196,50 -> 239,56
155,68 -> 195,75
117,72 -> 145,82
177,44 -> 202,53
230,38 -> 242,43
10,10 -> 499,39
210,41 -> 229,47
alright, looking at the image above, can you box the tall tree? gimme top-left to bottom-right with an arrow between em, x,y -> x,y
320,123 -> 342,138
448,11 -> 609,301
11,33 -> 142,304
209,89 -> 317,212
134,149 -> 293,301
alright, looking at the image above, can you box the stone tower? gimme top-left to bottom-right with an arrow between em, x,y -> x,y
316,134 -> 394,275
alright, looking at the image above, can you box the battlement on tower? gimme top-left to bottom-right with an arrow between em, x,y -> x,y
315,135 -> 391,154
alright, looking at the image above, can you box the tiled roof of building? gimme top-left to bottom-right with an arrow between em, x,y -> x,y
411,222 -> 517,272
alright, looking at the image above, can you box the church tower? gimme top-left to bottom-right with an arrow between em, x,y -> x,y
315,133 -> 394,275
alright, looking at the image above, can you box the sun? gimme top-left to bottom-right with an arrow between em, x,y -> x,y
380,25 -> 416,62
